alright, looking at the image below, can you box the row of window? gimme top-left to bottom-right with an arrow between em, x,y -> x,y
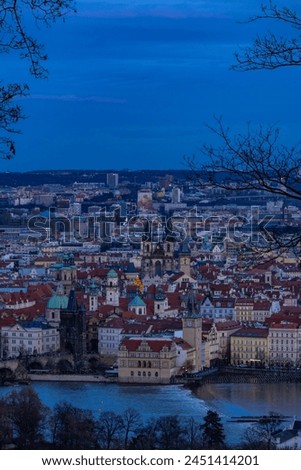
127,360 -> 160,368
270,339 -> 298,344
12,339 -> 41,345
10,337 -> 57,344
7,332 -> 35,337
128,351 -> 160,358
271,353 -> 296,358
130,371 -> 159,377
232,340 -> 266,345
232,348 -> 265,353
10,344 -> 56,353
99,335 -> 119,341
270,333 -> 298,338
202,308 -> 233,314
121,360 -> 172,369
270,347 -> 298,352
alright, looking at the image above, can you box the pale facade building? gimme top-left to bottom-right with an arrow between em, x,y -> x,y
118,338 -> 177,384
1,320 -> 59,358
268,322 -> 300,367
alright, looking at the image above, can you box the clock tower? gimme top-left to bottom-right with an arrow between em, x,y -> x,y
182,291 -> 202,372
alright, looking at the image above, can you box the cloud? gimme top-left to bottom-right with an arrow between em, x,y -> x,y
76,1 -> 231,19
74,0 -> 259,20
29,94 -> 127,104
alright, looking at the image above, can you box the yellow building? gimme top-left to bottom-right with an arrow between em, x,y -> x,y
118,338 -> 177,384
230,327 -> 269,366
235,298 -> 254,322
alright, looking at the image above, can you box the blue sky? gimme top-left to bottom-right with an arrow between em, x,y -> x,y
2,0 -> 301,171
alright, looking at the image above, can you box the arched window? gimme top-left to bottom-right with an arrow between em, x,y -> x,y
155,372 -> 158,377
148,371 -> 151,377
143,371 -> 146,377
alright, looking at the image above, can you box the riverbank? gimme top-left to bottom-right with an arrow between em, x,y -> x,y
24,368 -> 301,386
28,373 -> 117,383
5,366 -> 301,386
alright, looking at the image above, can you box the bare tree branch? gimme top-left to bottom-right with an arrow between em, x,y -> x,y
0,0 -> 76,159
187,117 -> 301,200
0,82 -> 29,159
232,1 -> 301,70
186,116 -> 301,263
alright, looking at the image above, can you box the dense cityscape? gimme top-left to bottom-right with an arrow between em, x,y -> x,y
0,0 -> 300,461
0,169 -> 300,449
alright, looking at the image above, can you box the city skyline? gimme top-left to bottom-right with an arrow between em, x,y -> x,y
1,0 -> 300,172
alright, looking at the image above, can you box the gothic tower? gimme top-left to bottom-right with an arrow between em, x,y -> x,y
178,240 -> 191,277
182,291 -> 202,371
60,289 -> 86,360
141,239 -> 176,277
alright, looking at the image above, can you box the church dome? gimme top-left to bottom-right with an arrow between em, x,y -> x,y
129,295 -> 146,307
107,269 -> 118,278
47,291 -> 69,310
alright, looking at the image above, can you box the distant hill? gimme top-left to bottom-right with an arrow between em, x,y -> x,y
0,169 -> 191,187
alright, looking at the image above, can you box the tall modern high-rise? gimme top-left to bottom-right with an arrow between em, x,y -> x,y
171,186 -> 181,203
106,173 -> 119,188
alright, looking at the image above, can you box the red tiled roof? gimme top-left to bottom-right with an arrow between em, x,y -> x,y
165,292 -> 182,310
215,320 -> 240,331
231,327 -> 269,338
123,323 -> 151,335
174,337 -> 194,350
0,317 -> 16,328
270,322 -> 299,329
120,338 -> 174,352
253,301 -> 271,310
149,318 -> 182,332
236,298 -> 254,305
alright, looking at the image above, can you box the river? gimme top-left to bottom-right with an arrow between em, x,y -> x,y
0,381 -> 300,447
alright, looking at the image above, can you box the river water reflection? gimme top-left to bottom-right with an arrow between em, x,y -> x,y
0,381 -> 300,446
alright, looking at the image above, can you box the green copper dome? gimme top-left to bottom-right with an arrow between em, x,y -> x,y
129,295 -> 146,307
47,292 -> 69,310
107,269 -> 118,278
